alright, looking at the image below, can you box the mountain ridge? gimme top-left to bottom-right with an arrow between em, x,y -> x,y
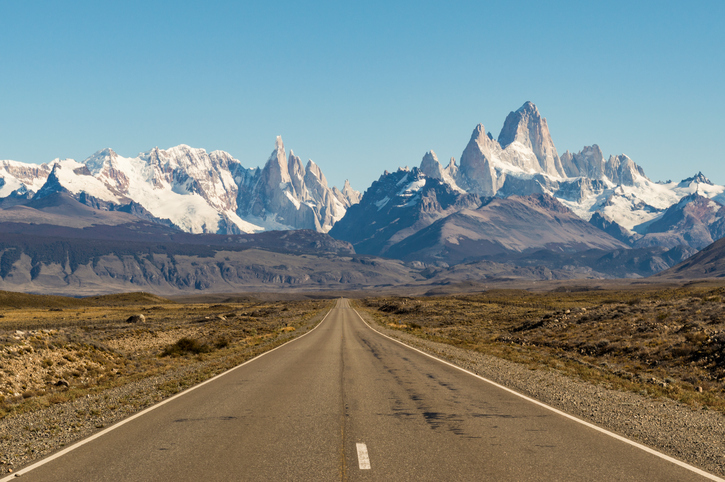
1,101 -> 721,245
0,138 -> 360,235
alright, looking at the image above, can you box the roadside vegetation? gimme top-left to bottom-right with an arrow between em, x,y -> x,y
0,291 -> 330,420
358,281 -> 725,413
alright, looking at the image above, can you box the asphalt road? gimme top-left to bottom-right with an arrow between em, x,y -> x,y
9,299 -> 721,481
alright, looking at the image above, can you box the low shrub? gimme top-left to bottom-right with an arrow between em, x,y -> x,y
161,337 -> 211,357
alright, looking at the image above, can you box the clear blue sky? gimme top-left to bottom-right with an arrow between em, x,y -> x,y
1,0 -> 723,191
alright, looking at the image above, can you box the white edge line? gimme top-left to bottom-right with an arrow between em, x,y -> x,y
350,304 -> 725,482
2,304 -> 336,482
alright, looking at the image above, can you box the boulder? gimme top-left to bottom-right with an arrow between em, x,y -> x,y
126,314 -> 146,323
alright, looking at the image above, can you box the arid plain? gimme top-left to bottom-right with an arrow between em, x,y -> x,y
1,280 -> 725,476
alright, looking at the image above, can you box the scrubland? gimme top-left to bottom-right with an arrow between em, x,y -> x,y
3,283 -> 725,475
360,282 -> 725,413
0,291 -> 329,420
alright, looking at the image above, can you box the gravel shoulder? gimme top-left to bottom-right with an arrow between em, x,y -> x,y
354,305 -> 725,478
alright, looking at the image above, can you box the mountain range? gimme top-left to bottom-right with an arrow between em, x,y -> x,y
393,102 -> 724,252
330,102 -> 723,276
0,137 -> 360,234
1,101 -> 721,248
0,101 -> 723,292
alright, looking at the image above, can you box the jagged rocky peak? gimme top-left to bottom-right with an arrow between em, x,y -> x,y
341,179 -> 362,204
33,163 -> 68,200
333,180 -> 361,209
304,159 -> 331,201
680,171 -> 713,186
559,150 -> 575,176
605,154 -> 647,186
84,148 -> 119,175
457,124 -> 499,196
257,137 -> 292,201
266,136 -> 291,185
561,145 -> 606,179
469,123 -> 498,151
287,150 -> 306,197
234,136 -> 356,233
305,159 -> 327,186
420,151 -> 444,180
497,101 -> 563,176
419,151 -> 462,192
674,191 -> 714,208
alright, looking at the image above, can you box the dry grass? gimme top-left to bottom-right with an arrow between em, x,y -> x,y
358,283 -> 725,413
0,291 -> 330,419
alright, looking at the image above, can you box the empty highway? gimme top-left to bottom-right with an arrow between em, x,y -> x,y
7,299 -> 720,481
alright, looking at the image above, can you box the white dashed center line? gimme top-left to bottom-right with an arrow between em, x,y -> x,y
356,443 -> 371,470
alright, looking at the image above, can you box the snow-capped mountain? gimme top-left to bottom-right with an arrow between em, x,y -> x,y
329,167 -> 481,256
415,101 -> 724,249
235,137 -> 353,232
330,101 -> 724,278
0,161 -> 52,198
0,100 -> 720,255
633,193 -> 725,249
0,138 -> 359,234
330,165 -> 629,264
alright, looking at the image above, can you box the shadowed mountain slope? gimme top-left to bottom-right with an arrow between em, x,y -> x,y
656,237 -> 725,279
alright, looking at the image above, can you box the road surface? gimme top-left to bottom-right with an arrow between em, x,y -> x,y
8,299 -> 720,481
